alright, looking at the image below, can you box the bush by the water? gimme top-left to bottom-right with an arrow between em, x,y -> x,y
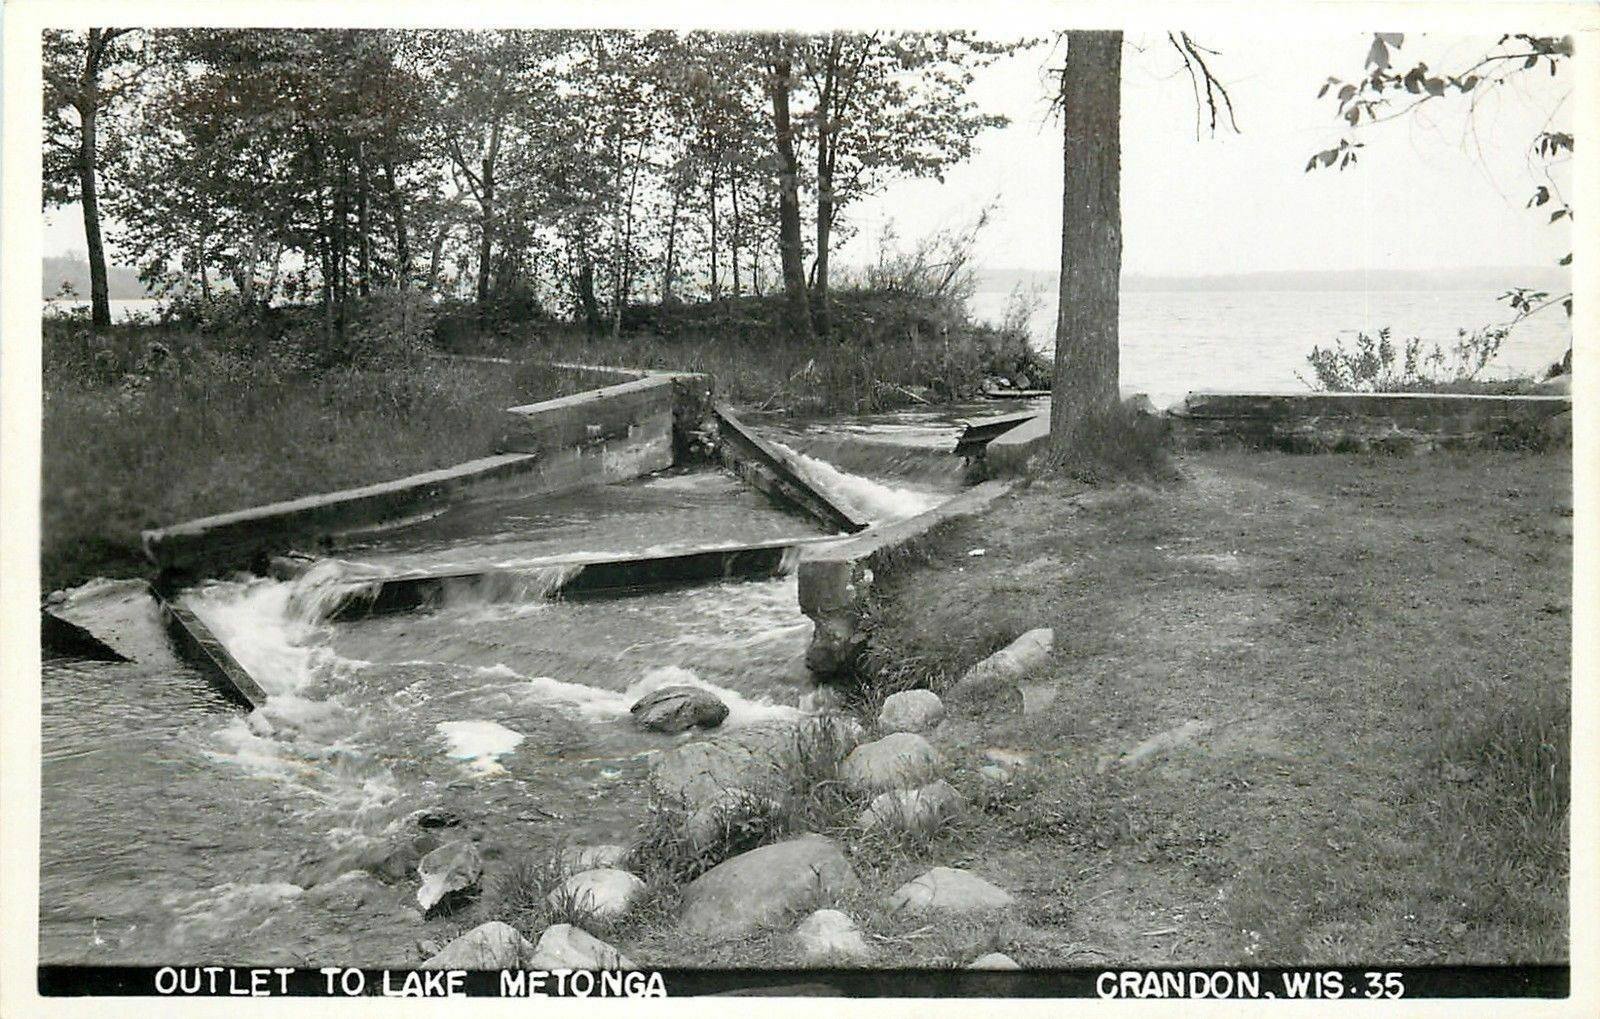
1301,325 -> 1532,394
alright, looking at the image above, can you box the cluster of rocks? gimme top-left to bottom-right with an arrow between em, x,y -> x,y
413,626 -> 1057,972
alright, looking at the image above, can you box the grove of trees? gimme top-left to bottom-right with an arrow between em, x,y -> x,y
43,28 -> 1029,340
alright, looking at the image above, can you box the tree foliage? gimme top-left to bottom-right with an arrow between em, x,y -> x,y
47,27 -> 1025,344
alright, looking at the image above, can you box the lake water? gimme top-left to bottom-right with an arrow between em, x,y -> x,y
967,287 -> 1573,408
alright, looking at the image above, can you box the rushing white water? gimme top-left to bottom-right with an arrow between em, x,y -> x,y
770,439 -> 944,523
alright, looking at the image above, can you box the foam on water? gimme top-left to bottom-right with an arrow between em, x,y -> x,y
434,719 -> 524,776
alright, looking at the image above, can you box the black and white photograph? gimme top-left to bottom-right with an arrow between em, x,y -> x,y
2,0 -> 1593,1009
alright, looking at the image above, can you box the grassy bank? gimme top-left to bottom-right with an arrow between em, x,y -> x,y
438,288 -> 1049,416
841,448 -> 1570,965
40,315 -> 601,591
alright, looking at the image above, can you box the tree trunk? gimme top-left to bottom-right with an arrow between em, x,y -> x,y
767,39 -> 814,341
661,172 -> 683,303
1050,30 -> 1123,444
385,161 -> 410,291
575,244 -> 603,332
707,163 -> 720,300
77,33 -> 112,333
477,122 -> 501,308
812,37 -> 840,339
729,166 -> 743,297
356,142 -> 371,297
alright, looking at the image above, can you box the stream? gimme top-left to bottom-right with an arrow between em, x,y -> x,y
38,405 -> 1011,965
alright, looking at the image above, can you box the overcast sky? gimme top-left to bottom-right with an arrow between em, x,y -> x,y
42,30 -> 1573,278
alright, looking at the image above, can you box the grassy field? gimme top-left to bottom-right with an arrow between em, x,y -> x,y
838,447 -> 1571,965
444,447 -> 1569,969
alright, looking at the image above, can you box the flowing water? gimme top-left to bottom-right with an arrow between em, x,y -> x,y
39,422 -> 974,966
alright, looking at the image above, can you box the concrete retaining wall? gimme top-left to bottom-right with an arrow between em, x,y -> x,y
160,596 -> 269,709
797,479 -> 1014,678
142,369 -> 715,584
1169,391 -> 1572,453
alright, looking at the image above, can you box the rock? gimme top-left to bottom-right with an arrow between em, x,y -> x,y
650,722 -> 802,810
877,690 -> 945,734
1099,719 -> 1213,774
421,921 -> 533,969
415,839 -> 481,913
968,952 -> 1022,970
631,684 -> 729,733
886,867 -> 1015,914
686,788 -> 782,850
841,732 -> 943,794
859,780 -> 966,834
977,764 -> 1011,784
557,843 -> 630,875
529,923 -> 634,970
983,748 -> 1032,771
947,628 -> 1054,703
798,686 -> 846,714
680,834 -> 861,935
549,868 -> 646,921
303,871 -> 384,913
793,909 -> 872,964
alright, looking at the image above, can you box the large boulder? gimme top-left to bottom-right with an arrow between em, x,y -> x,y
529,923 -> 634,970
549,868 -> 646,921
877,690 -> 945,734
793,908 -> 872,965
631,685 -> 730,733
680,834 -> 861,935
886,867 -> 1015,914
649,721 -> 802,809
859,780 -> 965,835
416,839 -> 482,913
841,732 -> 943,794
421,921 -> 532,969
946,628 -> 1054,704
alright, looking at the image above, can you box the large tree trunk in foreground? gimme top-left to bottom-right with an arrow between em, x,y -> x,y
1050,30 -> 1123,444
767,40 -> 814,342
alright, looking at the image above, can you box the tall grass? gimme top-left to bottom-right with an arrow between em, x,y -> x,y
39,314 -> 562,590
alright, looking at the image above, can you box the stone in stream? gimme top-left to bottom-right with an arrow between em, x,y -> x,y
968,952 -> 1022,970
631,684 -> 729,733
557,843 -> 631,875
858,780 -> 966,834
886,867 -> 1015,914
420,921 -> 532,969
680,834 -> 861,935
415,839 -> 482,914
946,628 -> 1054,704
550,868 -> 646,920
650,721 -> 804,810
529,923 -> 635,970
840,732 -> 944,794
877,689 -> 945,734
302,870 -> 386,913
793,909 -> 873,964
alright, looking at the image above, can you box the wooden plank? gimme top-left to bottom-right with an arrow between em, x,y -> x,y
953,411 -> 1043,458
158,596 -> 270,709
714,404 -> 870,534
319,535 -> 844,620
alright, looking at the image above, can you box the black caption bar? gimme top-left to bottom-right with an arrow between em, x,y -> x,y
37,965 -> 1569,999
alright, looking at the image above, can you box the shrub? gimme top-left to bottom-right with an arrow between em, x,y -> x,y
1301,325 -> 1523,393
